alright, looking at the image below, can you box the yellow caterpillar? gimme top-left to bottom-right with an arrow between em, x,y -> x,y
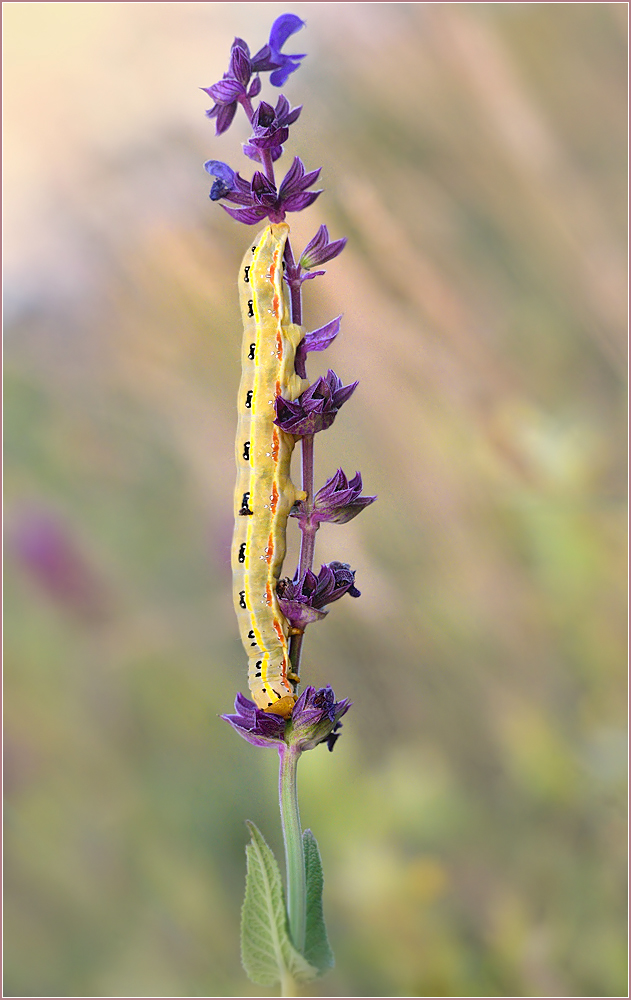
231,222 -> 308,718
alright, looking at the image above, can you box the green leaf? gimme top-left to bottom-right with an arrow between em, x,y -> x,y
303,828 -> 335,974
241,821 -> 319,986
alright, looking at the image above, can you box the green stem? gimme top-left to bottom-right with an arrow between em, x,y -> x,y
278,743 -> 306,954
280,968 -> 298,998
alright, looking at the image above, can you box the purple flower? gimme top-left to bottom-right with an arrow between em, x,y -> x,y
296,469 -> 377,526
204,159 -> 240,201
221,692 -> 287,748
243,96 -> 302,163
286,686 -> 351,752
274,369 -> 358,436
266,14 -> 306,86
277,561 -> 361,631
300,225 -> 347,272
205,156 -> 322,225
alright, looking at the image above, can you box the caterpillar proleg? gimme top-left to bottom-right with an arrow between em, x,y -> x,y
231,223 -> 308,718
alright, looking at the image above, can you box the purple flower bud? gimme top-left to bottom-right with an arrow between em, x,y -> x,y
302,469 -> 377,525
221,692 -> 287,748
294,315 -> 342,378
274,370 -> 358,436
201,37 -> 253,135
245,101 -> 290,162
228,39 -> 252,87
285,686 -> 351,752
277,570 -> 329,630
300,225 -> 347,270
277,562 -> 360,631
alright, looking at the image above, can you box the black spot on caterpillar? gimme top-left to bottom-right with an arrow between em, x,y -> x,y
248,343 -> 256,360
243,441 -> 250,460
245,390 -> 253,408
247,300 -> 254,317
239,491 -> 253,516
239,590 -> 247,609
244,265 -> 250,283
238,542 -> 246,563
247,629 -> 257,647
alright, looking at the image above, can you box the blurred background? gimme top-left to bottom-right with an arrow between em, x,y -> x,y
3,3 -> 627,997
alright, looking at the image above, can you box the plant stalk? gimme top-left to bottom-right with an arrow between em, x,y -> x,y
284,238 -> 318,679
278,743 -> 306,955
280,968 -> 298,998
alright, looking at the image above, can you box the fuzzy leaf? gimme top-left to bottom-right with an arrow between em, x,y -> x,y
241,821 -> 319,986
303,829 -> 335,973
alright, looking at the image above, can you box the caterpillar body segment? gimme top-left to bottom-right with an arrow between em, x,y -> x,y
231,223 -> 307,718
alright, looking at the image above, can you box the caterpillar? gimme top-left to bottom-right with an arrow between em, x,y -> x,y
231,222 -> 308,718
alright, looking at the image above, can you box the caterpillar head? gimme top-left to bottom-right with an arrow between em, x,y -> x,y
264,694 -> 296,718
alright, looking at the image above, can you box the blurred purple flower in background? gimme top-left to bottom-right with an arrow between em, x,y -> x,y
10,508 -> 110,624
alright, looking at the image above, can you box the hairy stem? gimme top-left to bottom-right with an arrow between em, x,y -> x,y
239,94 -> 255,123
285,238 -> 317,678
284,239 -> 302,327
278,744 -> 306,955
280,968 -> 298,998
261,147 -> 276,186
